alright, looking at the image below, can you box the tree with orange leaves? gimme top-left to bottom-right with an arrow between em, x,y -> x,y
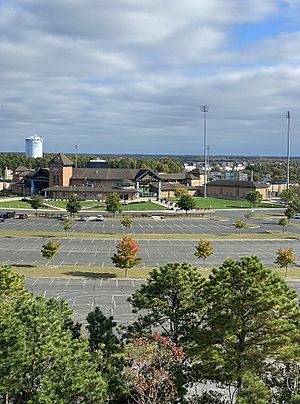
123,332 -> 185,404
111,236 -> 142,277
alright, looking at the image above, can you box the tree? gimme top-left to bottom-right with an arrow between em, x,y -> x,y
285,205 -> 296,222
123,333 -> 185,404
29,195 -> 44,215
274,247 -> 296,278
120,217 -> 133,232
278,217 -> 288,233
62,217 -> 72,236
233,219 -> 247,235
280,188 -> 298,205
86,307 -> 119,355
245,191 -> 262,207
193,256 -> 300,399
111,236 -> 142,277
105,193 -> 122,216
128,262 -> 205,346
174,188 -> 189,199
66,194 -> 81,217
176,194 -> 196,215
194,240 -> 213,268
41,240 -> 60,266
0,295 -> 107,402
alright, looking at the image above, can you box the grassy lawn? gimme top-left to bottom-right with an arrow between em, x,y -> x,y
0,229 -> 298,240
12,264 -> 151,279
0,200 -> 32,209
170,197 -> 280,210
46,200 -> 165,211
10,264 -> 300,280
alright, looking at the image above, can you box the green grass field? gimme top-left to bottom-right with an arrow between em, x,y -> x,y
174,197 -> 279,210
10,264 -> 300,280
46,200 -> 165,211
0,200 -> 32,209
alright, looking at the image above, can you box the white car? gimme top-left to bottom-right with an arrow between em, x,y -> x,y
95,214 -> 104,221
79,215 -> 89,221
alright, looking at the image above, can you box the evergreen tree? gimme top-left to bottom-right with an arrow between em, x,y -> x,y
62,217 -> 72,236
193,256 -> 300,399
128,262 -> 205,346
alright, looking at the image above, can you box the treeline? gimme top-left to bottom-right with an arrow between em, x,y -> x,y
246,161 -> 300,182
0,153 -> 183,174
1,257 -> 300,403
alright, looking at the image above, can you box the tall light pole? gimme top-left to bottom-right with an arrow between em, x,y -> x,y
286,111 -> 291,189
200,105 -> 209,198
74,144 -> 79,169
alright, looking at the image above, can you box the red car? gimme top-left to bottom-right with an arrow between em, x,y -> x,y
18,213 -> 28,219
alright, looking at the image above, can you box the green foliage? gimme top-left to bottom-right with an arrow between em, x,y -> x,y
0,266 -> 107,402
41,240 -> 60,264
245,191 -> 263,207
29,195 -> 44,214
193,256 -> 300,394
194,240 -> 213,267
111,236 -> 142,277
62,218 -> 72,236
236,372 -> 273,403
66,194 -> 81,216
120,217 -> 133,230
105,193 -> 122,216
176,194 -> 196,215
285,205 -> 296,221
278,217 -> 288,233
233,219 -> 247,234
274,247 -> 296,277
128,262 -> 205,346
87,307 -> 119,355
174,188 -> 189,198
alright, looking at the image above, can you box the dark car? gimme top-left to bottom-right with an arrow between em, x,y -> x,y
3,211 -> 16,219
18,213 -> 28,219
0,217 -> 4,223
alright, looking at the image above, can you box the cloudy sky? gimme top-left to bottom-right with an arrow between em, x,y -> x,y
0,0 -> 300,156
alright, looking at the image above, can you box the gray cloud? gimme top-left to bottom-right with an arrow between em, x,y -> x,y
0,0 -> 299,155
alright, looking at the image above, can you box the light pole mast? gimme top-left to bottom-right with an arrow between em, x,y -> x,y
200,105 -> 209,198
74,144 -> 79,169
286,111 -> 291,189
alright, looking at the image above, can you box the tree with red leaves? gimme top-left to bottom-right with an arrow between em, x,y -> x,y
111,236 -> 142,277
124,332 -> 185,404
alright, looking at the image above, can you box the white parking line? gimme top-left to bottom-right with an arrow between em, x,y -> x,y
32,278 -> 39,286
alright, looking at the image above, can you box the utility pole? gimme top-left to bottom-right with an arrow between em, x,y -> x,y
286,111 -> 291,189
74,144 -> 79,169
200,105 -> 209,198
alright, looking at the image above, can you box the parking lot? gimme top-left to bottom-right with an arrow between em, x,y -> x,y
2,237 -> 299,267
25,277 -> 143,325
0,209 -> 297,235
25,276 -> 300,326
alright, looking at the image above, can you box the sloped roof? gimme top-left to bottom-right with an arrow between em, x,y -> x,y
207,180 -> 268,189
44,185 -> 136,194
49,152 -> 73,167
14,165 -> 30,172
71,168 -> 140,181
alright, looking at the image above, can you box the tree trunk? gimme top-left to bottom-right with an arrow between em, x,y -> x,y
125,266 -> 128,277
203,258 -> 206,268
285,264 -> 288,278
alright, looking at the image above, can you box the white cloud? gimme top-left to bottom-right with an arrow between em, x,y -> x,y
0,0 -> 299,155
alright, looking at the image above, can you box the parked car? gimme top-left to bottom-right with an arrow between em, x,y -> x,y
295,214 -> 300,219
60,214 -> 69,220
79,215 -> 89,222
3,211 -> 16,219
18,213 -> 28,219
0,217 -> 4,223
95,214 -> 104,222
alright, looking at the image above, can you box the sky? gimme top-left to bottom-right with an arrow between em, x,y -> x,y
0,0 -> 300,156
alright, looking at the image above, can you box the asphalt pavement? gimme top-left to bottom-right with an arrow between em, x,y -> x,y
2,237 -> 299,267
